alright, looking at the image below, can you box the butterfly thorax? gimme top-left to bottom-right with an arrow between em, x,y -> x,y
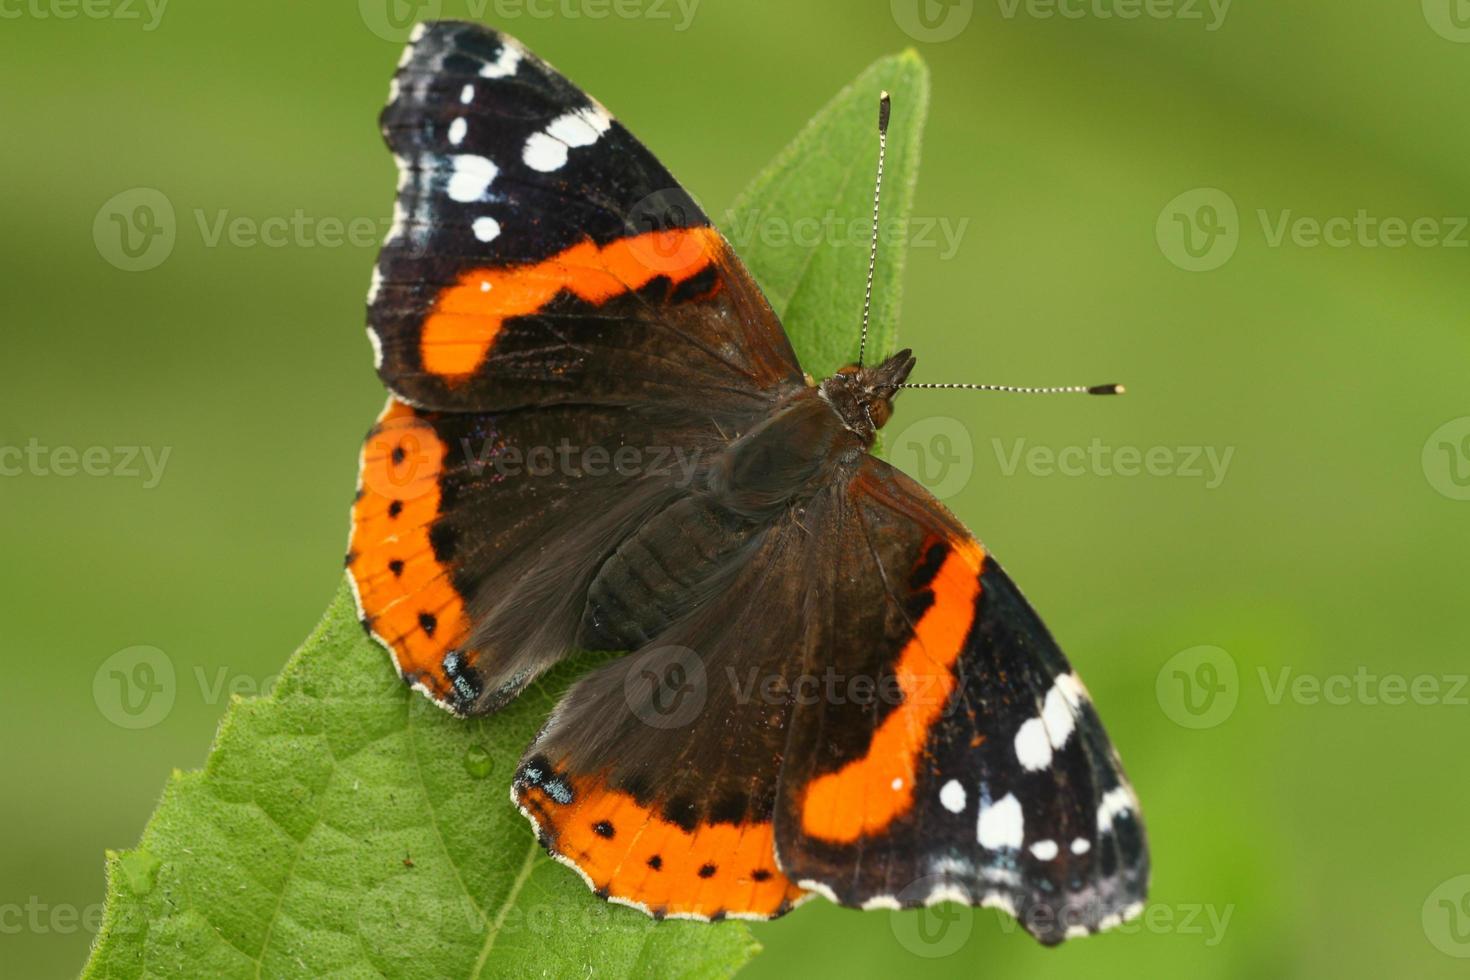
816,348 -> 916,442
701,349 -> 916,523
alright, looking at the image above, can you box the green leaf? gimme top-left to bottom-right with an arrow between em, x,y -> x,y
723,50 -> 930,377
84,48 -> 929,980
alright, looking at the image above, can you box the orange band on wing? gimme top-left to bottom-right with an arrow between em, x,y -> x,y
518,773 -> 806,920
347,399 -> 471,702
799,539 -> 986,843
420,227 -> 721,380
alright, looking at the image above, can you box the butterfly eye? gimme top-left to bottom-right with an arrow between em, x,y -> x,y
867,399 -> 892,429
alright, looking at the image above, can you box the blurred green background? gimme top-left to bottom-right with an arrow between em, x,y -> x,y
4,1 -> 1470,976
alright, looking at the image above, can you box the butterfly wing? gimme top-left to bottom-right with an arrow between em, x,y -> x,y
772,456 -> 1149,944
510,457 -> 1147,940
511,520 -> 817,920
370,21 -> 803,412
351,22 -> 807,712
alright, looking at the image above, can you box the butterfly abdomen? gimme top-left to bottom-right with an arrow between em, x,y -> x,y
580,495 -> 763,650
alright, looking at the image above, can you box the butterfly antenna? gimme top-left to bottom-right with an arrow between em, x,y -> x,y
857,91 -> 890,368
900,382 -> 1126,395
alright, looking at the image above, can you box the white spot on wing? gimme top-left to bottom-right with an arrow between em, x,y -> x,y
797,879 -> 839,903
976,793 -> 1024,850
472,216 -> 501,243
448,117 -> 467,146
939,779 -> 966,814
1042,672 -> 1086,750
890,777 -> 903,791
1029,839 -> 1059,861
523,132 -> 567,173
387,200 -> 408,244
1071,837 -> 1091,855
523,106 -> 613,173
548,106 -> 612,147
1097,785 -> 1136,832
367,327 -> 383,369
479,42 -> 522,78
980,892 -> 1017,916
446,154 -> 497,203
460,83 -> 474,104
1014,717 -> 1052,771
861,895 -> 902,911
366,266 -> 383,305
926,884 -> 973,906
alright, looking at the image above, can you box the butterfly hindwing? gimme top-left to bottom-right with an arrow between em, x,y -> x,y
370,21 -> 802,412
772,457 -> 1148,944
511,522 -> 817,921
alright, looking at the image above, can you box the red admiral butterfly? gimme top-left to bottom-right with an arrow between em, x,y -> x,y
346,21 -> 1147,944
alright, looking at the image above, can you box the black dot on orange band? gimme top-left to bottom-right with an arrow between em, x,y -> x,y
698,864 -> 717,879
647,855 -> 663,870
419,612 -> 437,635
391,446 -> 406,464
388,500 -> 404,518
388,559 -> 404,576
592,820 -> 615,839
751,869 -> 772,882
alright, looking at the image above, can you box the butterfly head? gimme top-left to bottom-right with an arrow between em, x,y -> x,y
819,348 -> 915,441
